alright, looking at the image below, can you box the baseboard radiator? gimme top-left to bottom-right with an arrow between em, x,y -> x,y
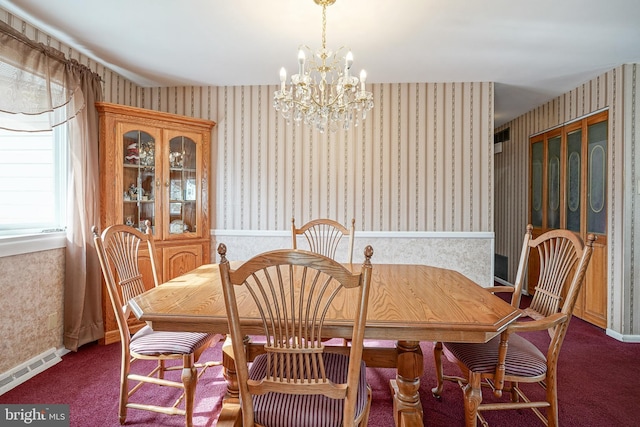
0,348 -> 63,395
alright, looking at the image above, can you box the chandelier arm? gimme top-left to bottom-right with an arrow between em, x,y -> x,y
291,95 -> 371,112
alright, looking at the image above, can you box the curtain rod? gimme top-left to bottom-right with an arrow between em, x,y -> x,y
0,19 -> 102,80
0,20 -> 67,62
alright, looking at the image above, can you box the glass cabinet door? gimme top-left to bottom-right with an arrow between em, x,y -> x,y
566,128 -> 582,232
546,135 -> 561,229
530,140 -> 543,228
167,135 -> 198,235
122,130 -> 156,233
587,120 -> 607,235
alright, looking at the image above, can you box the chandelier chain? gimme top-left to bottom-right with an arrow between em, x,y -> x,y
322,4 -> 327,52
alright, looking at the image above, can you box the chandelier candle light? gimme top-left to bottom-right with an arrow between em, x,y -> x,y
273,0 -> 374,133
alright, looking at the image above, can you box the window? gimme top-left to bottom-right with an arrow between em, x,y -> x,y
0,126 -> 67,236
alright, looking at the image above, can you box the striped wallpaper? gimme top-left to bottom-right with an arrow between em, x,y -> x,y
198,82 -> 494,233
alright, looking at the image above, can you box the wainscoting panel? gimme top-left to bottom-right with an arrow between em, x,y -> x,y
212,230 -> 495,287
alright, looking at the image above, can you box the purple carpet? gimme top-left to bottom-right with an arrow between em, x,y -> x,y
2,316 -> 639,426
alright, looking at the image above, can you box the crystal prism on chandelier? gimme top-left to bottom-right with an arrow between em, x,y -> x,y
273,0 -> 374,133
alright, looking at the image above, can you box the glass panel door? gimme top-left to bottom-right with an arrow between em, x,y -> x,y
566,129 -> 582,232
587,121 -> 607,234
168,135 -> 197,235
530,141 -> 544,228
122,130 -> 156,233
547,135 -> 561,229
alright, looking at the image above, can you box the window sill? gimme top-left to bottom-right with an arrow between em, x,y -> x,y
0,232 -> 67,258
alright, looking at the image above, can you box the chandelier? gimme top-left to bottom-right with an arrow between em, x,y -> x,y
273,0 -> 374,133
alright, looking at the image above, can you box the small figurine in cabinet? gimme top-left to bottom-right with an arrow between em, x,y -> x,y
128,183 -> 137,200
169,151 -> 183,168
139,141 -> 155,166
125,142 -> 139,164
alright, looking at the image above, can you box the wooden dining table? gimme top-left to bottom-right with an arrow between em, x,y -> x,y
130,261 -> 520,427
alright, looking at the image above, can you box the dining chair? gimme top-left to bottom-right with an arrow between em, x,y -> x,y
217,243 -> 374,427
432,225 -> 596,427
93,221 -> 220,426
292,217 -> 356,264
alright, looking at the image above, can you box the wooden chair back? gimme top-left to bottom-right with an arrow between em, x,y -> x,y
218,244 -> 373,427
292,218 -> 356,264
93,221 -> 160,344
514,225 -> 595,324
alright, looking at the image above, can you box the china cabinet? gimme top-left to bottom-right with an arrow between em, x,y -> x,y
96,102 -> 215,344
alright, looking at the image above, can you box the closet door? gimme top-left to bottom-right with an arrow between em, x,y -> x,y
577,114 -> 607,327
528,111 -> 608,328
528,129 -> 562,295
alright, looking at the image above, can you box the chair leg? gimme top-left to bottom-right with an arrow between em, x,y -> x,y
432,341 -> 445,397
510,381 -> 520,402
158,359 -> 165,379
182,354 -> 197,427
463,372 -> 482,427
357,385 -> 372,426
119,348 -> 130,424
546,374 -> 559,427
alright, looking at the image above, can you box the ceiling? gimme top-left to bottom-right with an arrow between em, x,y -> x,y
2,0 -> 640,127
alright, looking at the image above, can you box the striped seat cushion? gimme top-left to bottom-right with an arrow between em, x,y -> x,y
130,325 -> 213,355
444,333 -> 547,378
249,352 -> 368,427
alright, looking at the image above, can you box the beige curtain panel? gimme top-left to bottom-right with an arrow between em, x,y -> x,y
1,20 -> 105,351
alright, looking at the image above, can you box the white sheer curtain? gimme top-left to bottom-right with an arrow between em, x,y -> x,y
1,21 -> 104,351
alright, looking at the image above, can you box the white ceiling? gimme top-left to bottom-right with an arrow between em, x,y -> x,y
3,0 -> 640,126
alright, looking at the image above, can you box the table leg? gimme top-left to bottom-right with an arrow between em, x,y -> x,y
217,336 -> 242,427
389,340 -> 424,427
221,335 -> 239,400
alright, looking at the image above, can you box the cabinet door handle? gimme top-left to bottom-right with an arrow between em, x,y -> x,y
165,181 -> 170,187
